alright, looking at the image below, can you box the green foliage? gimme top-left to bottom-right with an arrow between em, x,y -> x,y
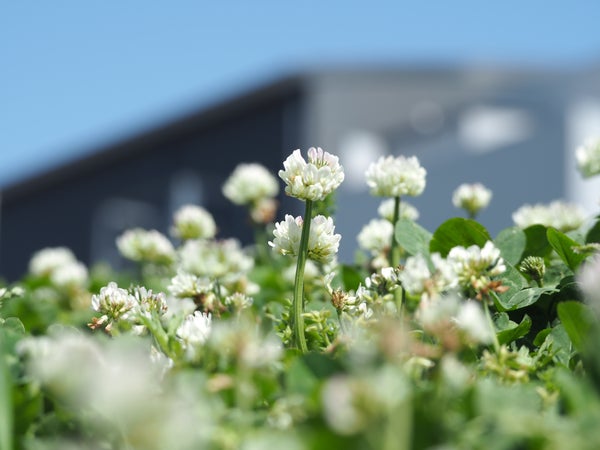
429,218 -> 491,256
395,218 -> 432,257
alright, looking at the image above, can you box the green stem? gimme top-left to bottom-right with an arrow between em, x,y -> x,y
292,200 -> 313,353
390,196 -> 401,268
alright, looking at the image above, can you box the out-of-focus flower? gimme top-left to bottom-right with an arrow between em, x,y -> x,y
168,270 -> 214,299
452,183 -> 492,217
117,228 -> 175,264
278,147 -> 344,201
357,219 -> 393,255
447,241 -> 505,293
269,214 -> 341,263
512,200 -> 586,232
576,138 -> 600,178
399,253 -> 457,298
29,247 -> 77,277
171,205 -> 216,240
249,197 -> 278,224
176,311 -> 212,360
49,261 -> 88,290
453,300 -> 494,344
577,252 -> 600,314
365,155 -> 426,197
377,198 -> 419,222
223,162 -> 279,205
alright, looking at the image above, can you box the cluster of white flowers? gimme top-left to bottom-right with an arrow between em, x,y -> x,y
446,241 -> 506,292
365,155 -> 426,198
168,270 -> 214,299
377,198 -> 419,222
452,183 -> 492,216
28,247 -> 88,289
278,147 -> 344,201
269,214 -> 341,264
357,219 -> 393,256
223,163 -> 279,205
176,311 -> 212,360
512,200 -> 586,232
171,205 -> 217,241
117,228 -> 176,264
178,238 -> 254,286
399,253 -> 457,298
576,137 -> 600,178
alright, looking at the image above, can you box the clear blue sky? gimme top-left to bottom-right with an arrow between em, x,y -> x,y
2,1 -> 600,187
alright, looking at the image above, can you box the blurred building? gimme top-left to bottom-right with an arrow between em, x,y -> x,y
1,67 -> 600,280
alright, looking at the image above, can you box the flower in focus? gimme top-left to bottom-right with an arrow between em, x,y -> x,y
576,138 -> 600,178
117,228 -> 175,264
168,270 -> 214,299
512,200 -> 586,232
130,286 -> 168,318
278,147 -> 344,201
223,162 -> 279,205
452,183 -> 492,217
399,253 -> 457,298
365,155 -> 426,198
171,205 -> 217,240
91,282 -> 138,323
377,198 -> 419,222
357,219 -> 393,256
269,214 -> 341,264
176,311 -> 213,360
446,241 -> 506,295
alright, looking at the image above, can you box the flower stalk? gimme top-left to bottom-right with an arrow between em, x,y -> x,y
292,200 -> 313,353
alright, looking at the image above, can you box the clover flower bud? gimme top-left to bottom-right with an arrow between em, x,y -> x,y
171,205 -> 216,240
278,147 -> 344,201
576,137 -> 600,178
116,228 -> 175,264
223,162 -> 279,205
365,155 -> 426,198
452,183 -> 492,217
269,214 -> 341,264
519,256 -> 545,284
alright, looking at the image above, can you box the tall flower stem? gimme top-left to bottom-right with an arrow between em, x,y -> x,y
390,196 -> 401,268
292,200 -> 313,353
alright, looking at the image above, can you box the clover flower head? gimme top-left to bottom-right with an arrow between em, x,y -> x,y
512,200 -> 585,232
377,199 -> 419,222
171,205 -> 216,240
91,282 -> 138,321
453,300 -> 494,345
365,155 -> 426,198
49,261 -> 88,290
452,183 -> 492,216
249,197 -> 278,224
222,162 -> 279,205
130,286 -> 168,318
29,247 -> 77,277
398,255 -> 432,297
357,219 -> 393,256
168,270 -> 214,299
176,311 -> 212,360
278,147 -> 344,201
269,214 -> 341,264
116,228 -> 175,264
447,241 -> 505,292
576,137 -> 600,178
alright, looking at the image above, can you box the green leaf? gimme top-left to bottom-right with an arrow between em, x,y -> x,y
497,286 -> 558,311
494,227 -> 526,266
339,265 -> 364,292
523,225 -> 552,258
495,314 -> 532,345
557,301 -> 594,352
547,228 -> 587,271
586,216 -> 600,244
286,357 -> 319,396
395,218 -> 432,257
494,263 -> 528,310
429,218 -> 491,257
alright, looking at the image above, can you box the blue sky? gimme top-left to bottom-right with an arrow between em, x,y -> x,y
2,1 -> 600,187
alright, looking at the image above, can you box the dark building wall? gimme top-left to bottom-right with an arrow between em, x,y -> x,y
0,87 -> 305,280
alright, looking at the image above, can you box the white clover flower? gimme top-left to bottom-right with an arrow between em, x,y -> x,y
29,247 -> 77,277
224,292 -> 253,312
447,241 -> 505,292
49,261 -> 88,290
171,205 -> 216,240
452,183 -> 492,216
321,376 -> 364,435
178,238 -> 254,283
377,198 -> 419,222
278,147 -> 344,201
398,254 -> 432,297
577,253 -> 600,314
453,300 -> 494,344
91,282 -> 138,321
176,311 -> 212,359
222,162 -> 279,205
357,219 -> 393,255
512,200 -> 586,232
269,214 -> 341,264
130,286 -> 168,318
365,155 -> 426,198
168,270 -> 214,299
117,228 -> 175,264
576,138 -> 600,178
